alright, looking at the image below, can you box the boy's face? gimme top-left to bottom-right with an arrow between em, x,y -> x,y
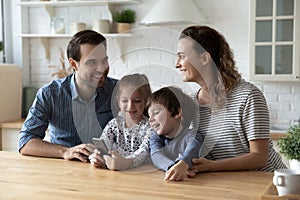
148,103 -> 180,138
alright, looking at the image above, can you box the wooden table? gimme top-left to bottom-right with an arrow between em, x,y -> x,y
0,151 -> 273,200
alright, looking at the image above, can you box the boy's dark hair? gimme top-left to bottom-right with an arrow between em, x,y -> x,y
146,86 -> 196,128
67,30 -> 107,62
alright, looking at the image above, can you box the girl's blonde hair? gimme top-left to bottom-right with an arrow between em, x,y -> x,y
112,73 -> 152,116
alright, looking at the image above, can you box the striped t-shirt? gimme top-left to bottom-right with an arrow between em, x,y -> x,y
195,80 -> 286,171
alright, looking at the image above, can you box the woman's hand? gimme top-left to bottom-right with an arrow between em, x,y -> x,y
103,151 -> 133,171
191,157 -> 213,173
89,149 -> 107,168
191,140 -> 270,172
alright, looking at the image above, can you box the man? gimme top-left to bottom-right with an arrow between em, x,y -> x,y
18,30 -> 117,163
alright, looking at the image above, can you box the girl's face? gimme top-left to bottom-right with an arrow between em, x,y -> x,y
148,103 -> 180,138
118,88 -> 146,123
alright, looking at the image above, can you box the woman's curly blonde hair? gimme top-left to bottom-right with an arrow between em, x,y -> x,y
179,25 -> 241,95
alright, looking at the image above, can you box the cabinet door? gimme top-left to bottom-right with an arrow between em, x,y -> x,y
250,0 -> 300,81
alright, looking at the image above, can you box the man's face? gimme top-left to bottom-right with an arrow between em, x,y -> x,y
74,43 -> 109,89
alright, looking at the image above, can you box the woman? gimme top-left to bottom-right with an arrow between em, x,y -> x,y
175,25 -> 286,173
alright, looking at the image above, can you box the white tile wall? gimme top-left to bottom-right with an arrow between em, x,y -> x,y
12,0 -> 300,130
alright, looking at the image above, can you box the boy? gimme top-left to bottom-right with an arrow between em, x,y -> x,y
147,86 -> 203,181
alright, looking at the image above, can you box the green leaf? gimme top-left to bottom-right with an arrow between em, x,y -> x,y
278,124 -> 300,160
114,9 -> 136,23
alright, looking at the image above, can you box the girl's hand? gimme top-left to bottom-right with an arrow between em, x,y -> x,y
103,151 -> 133,171
89,149 -> 106,168
165,160 -> 189,181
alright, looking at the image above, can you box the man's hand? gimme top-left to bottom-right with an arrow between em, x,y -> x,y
103,151 -> 133,171
63,143 -> 96,162
165,160 -> 189,181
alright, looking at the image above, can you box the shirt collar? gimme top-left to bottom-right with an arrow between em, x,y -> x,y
70,74 -> 96,104
70,74 -> 79,100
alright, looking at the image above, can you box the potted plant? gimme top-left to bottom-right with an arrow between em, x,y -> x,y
277,124 -> 300,170
0,41 -> 4,63
0,41 -> 3,51
114,9 -> 136,33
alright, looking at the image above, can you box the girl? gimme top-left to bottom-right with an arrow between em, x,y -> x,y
89,73 -> 153,170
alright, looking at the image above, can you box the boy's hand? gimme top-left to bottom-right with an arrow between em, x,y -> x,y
165,160 -> 189,181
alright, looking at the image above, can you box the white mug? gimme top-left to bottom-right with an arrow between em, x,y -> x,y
273,169 -> 300,196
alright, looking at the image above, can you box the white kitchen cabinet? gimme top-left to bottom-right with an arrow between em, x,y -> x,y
250,0 -> 300,81
0,119 -> 50,152
0,129 -> 20,152
0,120 -> 23,152
15,0 -> 139,86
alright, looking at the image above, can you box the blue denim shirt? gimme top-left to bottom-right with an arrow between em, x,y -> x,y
18,74 -> 117,151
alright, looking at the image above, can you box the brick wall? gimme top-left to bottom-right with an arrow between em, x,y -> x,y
13,0 -> 300,130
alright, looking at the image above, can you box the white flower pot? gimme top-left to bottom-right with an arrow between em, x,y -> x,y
289,159 -> 300,170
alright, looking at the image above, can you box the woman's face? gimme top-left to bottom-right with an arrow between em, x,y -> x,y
175,38 -> 204,83
118,88 -> 146,123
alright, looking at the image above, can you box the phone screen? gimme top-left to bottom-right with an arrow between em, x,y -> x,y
92,138 -> 109,156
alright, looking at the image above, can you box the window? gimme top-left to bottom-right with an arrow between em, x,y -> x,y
250,0 -> 300,81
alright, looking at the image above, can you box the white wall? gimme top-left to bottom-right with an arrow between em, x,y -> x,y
8,0 -> 300,130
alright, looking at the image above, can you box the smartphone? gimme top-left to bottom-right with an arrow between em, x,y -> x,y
92,138 -> 109,156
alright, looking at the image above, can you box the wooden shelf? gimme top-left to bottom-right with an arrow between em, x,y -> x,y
18,33 -> 133,61
17,0 -> 139,7
18,33 -> 132,38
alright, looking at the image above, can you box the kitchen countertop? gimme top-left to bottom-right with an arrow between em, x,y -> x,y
0,119 -> 287,140
269,130 -> 287,140
0,118 -> 25,129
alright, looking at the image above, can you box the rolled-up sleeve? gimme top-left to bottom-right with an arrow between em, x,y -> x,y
18,87 -> 51,151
